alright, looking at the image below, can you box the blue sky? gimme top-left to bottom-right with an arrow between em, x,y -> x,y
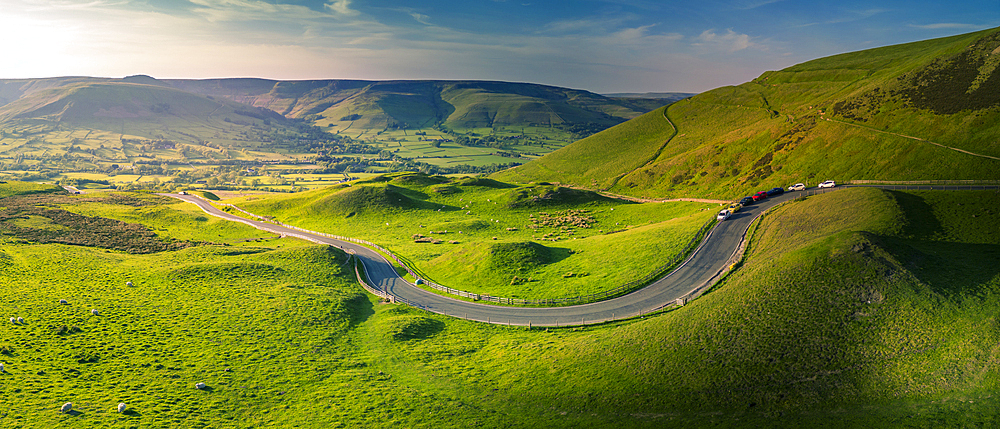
1,0 -> 996,93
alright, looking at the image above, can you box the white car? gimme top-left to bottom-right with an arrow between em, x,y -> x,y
716,209 -> 731,221
818,180 -> 836,188
788,183 -> 805,191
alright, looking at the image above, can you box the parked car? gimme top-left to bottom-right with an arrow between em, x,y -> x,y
728,202 -> 742,213
788,183 -> 805,191
740,196 -> 755,206
818,180 -> 836,188
752,191 -> 768,201
766,187 -> 784,196
717,209 -> 731,221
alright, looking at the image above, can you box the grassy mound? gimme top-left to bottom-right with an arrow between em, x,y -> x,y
454,176 -> 514,188
502,184 -> 611,208
311,185 -> 423,215
389,173 -> 450,187
486,241 -> 553,274
245,183 -> 432,220
427,241 -> 556,289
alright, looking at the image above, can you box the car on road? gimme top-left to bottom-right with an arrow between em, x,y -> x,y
717,209 -> 731,221
766,187 -> 784,196
752,191 -> 768,201
740,196 -> 755,206
818,180 -> 836,188
788,183 -> 805,191
728,202 -> 742,213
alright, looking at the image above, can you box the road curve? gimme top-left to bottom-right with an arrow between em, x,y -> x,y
167,190 -> 815,326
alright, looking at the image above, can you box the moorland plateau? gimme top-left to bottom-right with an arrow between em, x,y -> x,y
0,27 -> 998,428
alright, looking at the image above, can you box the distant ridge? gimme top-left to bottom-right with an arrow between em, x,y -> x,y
603,92 -> 697,101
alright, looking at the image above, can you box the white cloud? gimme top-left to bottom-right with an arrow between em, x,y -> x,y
693,29 -> 753,53
324,0 -> 358,16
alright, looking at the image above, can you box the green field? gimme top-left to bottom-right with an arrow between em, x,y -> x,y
0,182 -> 998,427
230,172 -> 717,299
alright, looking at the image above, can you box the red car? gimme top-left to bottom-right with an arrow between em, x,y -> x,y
751,191 -> 768,201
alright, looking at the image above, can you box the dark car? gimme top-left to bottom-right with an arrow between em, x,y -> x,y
766,187 -> 784,196
740,196 -> 755,206
752,191 -> 768,201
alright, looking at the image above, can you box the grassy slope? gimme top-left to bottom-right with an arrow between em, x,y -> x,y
0,82 -> 287,143
497,27 -> 1000,199
355,187 -> 1000,427
233,172 -> 716,298
493,106 -> 675,190
2,183 -> 999,427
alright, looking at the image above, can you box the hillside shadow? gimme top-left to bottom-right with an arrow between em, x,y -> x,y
880,236 -> 1000,296
345,293 -> 376,326
545,246 -> 575,265
887,191 -> 943,239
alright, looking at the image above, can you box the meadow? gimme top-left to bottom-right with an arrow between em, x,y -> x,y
226,172 -> 718,300
0,183 -> 997,427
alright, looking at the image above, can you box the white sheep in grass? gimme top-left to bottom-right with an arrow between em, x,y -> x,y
91,309 -> 99,316
126,281 -> 133,287
195,382 -> 207,390
60,402 -> 72,413
16,317 -> 23,324
1,362 -> 5,372
59,299 -> 68,305
9,317 -> 15,324
117,403 -> 127,413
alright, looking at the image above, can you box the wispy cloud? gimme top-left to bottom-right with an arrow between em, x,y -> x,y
409,12 -> 432,25
730,0 -> 786,11
325,0 -> 359,17
795,8 -> 890,27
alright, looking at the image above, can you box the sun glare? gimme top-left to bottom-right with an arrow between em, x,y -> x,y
0,15 -> 82,78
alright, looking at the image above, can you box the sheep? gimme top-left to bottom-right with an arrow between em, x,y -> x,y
61,402 -> 73,413
0,362 -> 5,372
9,317 -> 15,324
91,309 -> 99,316
17,317 -> 23,324
126,281 -> 133,287
117,403 -> 127,413
59,299 -> 68,305
195,382 -> 207,390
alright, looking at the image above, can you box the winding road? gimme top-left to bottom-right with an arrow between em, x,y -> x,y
168,187 -> 831,327
173,184 -> 1000,325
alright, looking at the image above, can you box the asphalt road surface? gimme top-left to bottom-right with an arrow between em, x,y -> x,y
168,188 -> 829,326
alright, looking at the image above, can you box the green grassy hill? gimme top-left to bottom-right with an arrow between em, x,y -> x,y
496,27 -> 1000,199
0,81 -> 287,136
2,182 -> 998,427
162,79 -> 658,132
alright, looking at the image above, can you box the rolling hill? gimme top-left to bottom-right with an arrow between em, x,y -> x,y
161,78 -> 660,132
0,77 -> 669,181
496,27 -> 1000,199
